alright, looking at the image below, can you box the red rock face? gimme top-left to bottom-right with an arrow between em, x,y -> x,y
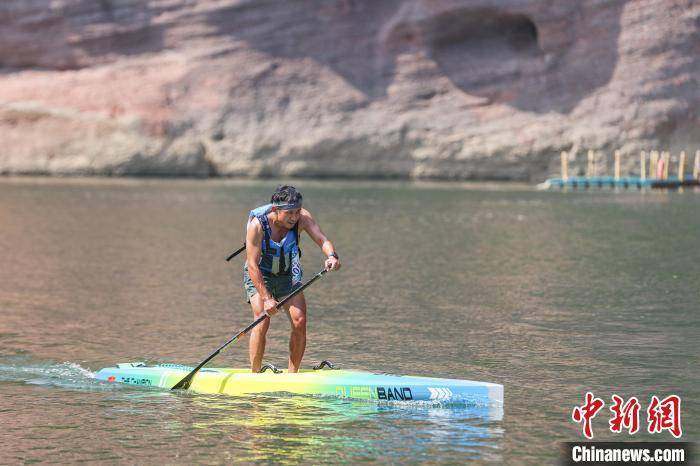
0,0 -> 698,179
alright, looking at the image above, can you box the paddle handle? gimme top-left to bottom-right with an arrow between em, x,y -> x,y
225,243 -> 246,262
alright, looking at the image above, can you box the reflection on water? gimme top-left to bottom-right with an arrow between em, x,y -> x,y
188,394 -> 503,464
1,178 -> 698,464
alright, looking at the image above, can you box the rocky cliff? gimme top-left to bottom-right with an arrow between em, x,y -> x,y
1,0 -> 698,180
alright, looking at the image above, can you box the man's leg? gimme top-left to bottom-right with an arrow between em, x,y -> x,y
283,292 -> 307,373
248,293 -> 270,373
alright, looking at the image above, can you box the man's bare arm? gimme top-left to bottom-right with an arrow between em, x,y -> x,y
299,209 -> 341,270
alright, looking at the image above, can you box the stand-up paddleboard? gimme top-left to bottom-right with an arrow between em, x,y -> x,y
96,362 -> 503,405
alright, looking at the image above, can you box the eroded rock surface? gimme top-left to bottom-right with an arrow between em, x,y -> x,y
1,0 -> 698,180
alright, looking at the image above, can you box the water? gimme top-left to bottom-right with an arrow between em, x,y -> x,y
0,178 -> 697,464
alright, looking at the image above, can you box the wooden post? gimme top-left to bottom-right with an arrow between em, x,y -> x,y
663,151 -> 670,179
561,151 -> 569,180
678,151 -> 686,180
640,151 -> 646,180
614,150 -> 621,180
587,150 -> 594,178
595,151 -> 599,177
656,151 -> 666,180
650,151 -> 658,179
694,150 -> 699,180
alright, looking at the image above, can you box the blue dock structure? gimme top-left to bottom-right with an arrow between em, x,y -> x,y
538,149 -> 700,190
539,176 -> 700,190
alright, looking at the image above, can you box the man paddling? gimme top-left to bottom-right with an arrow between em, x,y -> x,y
244,185 -> 340,373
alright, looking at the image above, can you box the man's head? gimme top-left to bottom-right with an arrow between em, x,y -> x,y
270,185 -> 302,228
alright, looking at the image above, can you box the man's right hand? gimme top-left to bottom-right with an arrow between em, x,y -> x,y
263,297 -> 279,316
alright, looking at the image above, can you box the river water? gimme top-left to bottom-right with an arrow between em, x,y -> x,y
0,178 -> 697,464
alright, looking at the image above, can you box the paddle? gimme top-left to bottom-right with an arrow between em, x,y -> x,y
225,243 -> 246,262
171,267 -> 329,390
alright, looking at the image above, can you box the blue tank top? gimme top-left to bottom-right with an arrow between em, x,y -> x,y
246,204 -> 302,283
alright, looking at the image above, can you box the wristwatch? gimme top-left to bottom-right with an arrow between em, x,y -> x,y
328,252 -> 339,260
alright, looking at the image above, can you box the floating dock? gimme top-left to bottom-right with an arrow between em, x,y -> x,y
539,176 -> 700,190
539,150 -> 700,190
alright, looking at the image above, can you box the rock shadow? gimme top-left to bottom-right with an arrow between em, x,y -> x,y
202,0 -> 402,101
0,0 -> 166,70
58,0 -> 168,67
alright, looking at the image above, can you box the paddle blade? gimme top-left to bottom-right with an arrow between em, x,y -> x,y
171,372 -> 195,390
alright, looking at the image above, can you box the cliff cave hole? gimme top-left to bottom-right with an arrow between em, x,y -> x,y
427,10 -> 539,53
426,10 -> 542,89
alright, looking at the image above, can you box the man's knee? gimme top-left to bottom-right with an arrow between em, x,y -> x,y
290,312 -> 306,332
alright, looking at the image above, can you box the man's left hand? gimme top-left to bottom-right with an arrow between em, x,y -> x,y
325,256 -> 341,271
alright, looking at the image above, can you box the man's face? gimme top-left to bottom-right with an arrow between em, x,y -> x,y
276,207 -> 301,228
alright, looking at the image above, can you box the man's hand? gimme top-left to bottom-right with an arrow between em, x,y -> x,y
263,297 -> 279,316
325,256 -> 341,271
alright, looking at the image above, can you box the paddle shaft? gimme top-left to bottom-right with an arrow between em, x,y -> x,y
171,268 -> 328,390
225,243 -> 246,262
